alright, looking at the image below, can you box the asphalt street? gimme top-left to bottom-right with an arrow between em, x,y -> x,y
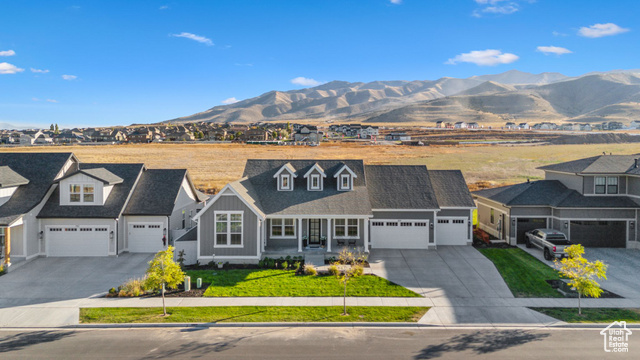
1,327 -> 637,359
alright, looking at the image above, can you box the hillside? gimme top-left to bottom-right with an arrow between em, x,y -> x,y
165,70 -> 640,125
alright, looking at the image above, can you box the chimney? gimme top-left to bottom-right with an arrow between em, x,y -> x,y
635,159 -> 638,169
527,178 -> 530,184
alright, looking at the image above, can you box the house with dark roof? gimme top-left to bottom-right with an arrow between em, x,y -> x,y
473,154 -> 640,249
1,153 -> 207,268
189,159 -> 475,264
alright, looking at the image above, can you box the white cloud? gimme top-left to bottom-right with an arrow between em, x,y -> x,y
62,74 -> 77,80
578,23 -> 630,38
536,46 -> 572,55
31,68 -> 50,73
552,31 -> 568,37
32,97 -> 40,101
159,5 -> 169,10
171,32 -> 214,46
291,77 -> 322,86
473,0 -> 527,17
0,62 -> 24,74
222,97 -> 239,105
390,0 -> 402,4
234,63 -> 253,67
446,49 -> 519,66
0,50 -> 16,57
46,99 -> 58,103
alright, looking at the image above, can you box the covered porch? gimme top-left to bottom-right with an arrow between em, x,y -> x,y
262,215 -> 371,254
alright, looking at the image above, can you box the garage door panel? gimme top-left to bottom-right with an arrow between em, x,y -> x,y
128,223 -> 165,253
570,220 -> 626,248
436,217 -> 468,246
516,218 -> 547,244
47,226 -> 109,257
371,220 -> 429,249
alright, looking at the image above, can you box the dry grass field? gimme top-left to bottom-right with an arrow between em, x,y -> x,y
5,142 -> 640,193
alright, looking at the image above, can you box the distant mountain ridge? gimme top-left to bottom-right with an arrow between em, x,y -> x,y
166,69 -> 640,125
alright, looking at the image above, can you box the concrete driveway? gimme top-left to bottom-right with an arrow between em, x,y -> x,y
0,254 -> 152,327
519,245 -> 640,299
369,246 -> 513,299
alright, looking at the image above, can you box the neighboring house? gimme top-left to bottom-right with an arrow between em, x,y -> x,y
629,120 -> 640,129
243,128 -> 270,142
358,126 -> 379,139
435,121 -> 444,128
293,126 -> 322,144
128,129 -> 153,143
385,132 -> 411,141
518,123 -> 530,130
505,122 -> 517,129
0,152 -> 207,268
188,160 -> 475,264
467,122 -> 479,129
454,122 -> 467,129
473,154 -> 640,249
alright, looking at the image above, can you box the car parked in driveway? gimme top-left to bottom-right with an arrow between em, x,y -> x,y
525,228 -> 571,260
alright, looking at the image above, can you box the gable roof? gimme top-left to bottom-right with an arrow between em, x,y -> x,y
242,159 -> 371,215
365,165 -> 439,210
38,163 -> 145,219
57,167 -> 124,185
428,170 -> 476,208
273,162 -> 298,178
473,180 -> 639,208
0,153 -> 75,226
303,163 -> 326,178
124,169 -> 199,216
538,155 -> 640,174
0,166 -> 30,188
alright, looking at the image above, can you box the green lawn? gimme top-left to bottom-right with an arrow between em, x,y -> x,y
532,307 -> 640,323
80,306 -> 429,323
185,269 -> 420,297
477,248 -> 563,298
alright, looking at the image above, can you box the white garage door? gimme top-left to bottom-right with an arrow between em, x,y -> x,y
436,218 -> 468,245
128,223 -> 165,253
47,226 -> 109,257
370,219 -> 430,249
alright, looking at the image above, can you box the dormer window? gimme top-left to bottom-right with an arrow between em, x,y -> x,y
274,163 -> 297,191
281,174 -> 291,190
334,164 -> 356,191
70,184 -> 81,202
595,176 -> 618,194
304,163 -> 326,191
69,184 -> 95,203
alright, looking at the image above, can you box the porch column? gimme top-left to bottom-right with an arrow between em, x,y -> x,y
297,218 -> 303,252
262,219 -> 266,252
327,219 -> 332,252
363,218 -> 369,253
3,227 -> 10,266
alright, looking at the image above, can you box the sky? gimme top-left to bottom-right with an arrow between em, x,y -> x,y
1,0 -> 638,128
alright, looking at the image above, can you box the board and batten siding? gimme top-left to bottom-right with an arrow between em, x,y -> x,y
628,176 -> 640,196
198,194 -> 258,258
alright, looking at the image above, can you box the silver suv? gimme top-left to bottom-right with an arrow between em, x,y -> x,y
524,228 -> 571,260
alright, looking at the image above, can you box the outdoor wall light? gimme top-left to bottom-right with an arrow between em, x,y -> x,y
38,231 -> 43,240
631,222 -> 635,230
429,223 -> 434,230
564,221 -> 569,229
163,228 -> 167,236
512,218 -> 516,226
109,231 -> 114,240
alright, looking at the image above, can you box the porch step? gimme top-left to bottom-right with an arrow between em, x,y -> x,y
304,253 -> 325,267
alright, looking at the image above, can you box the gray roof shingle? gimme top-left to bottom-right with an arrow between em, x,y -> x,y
538,155 -> 640,174
57,167 -> 124,185
473,180 -> 638,208
0,153 -> 75,226
0,166 -> 30,188
38,163 -> 145,219
428,170 -> 476,208
366,165 -> 440,209
123,169 -> 193,216
241,160 -> 372,216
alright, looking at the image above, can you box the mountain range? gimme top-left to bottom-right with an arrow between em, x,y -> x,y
166,69 -> 640,125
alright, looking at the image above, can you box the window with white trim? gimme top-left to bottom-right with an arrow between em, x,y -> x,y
215,212 -> 243,246
309,173 -> 321,190
339,174 -> 351,191
271,218 -> 295,237
70,184 -> 81,202
334,218 -> 358,237
595,176 -> 618,194
83,184 -> 94,202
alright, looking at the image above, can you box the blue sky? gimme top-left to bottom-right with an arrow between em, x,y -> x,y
0,0 -> 638,128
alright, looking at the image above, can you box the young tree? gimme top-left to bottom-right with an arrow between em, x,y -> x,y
144,246 -> 185,316
54,124 -> 59,134
555,244 -> 607,315
50,124 -> 54,131
333,248 -> 366,315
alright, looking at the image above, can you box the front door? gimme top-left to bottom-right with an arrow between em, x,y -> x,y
308,219 -> 321,246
